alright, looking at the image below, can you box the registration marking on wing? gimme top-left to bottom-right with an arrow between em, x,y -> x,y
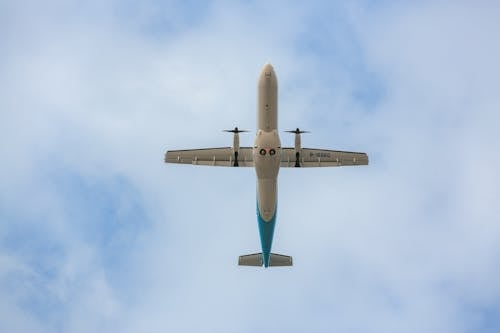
310,152 -> 331,158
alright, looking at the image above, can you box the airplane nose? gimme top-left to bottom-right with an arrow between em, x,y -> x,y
263,63 -> 274,71
261,63 -> 275,77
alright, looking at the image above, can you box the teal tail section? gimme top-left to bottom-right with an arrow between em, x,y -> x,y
257,201 -> 276,267
236,200 -> 293,268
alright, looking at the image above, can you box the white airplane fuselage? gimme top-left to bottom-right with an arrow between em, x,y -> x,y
253,64 -> 281,267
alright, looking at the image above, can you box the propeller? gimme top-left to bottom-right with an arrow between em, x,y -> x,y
285,128 -> 309,167
223,127 -> 249,134
223,127 -> 248,167
285,128 -> 310,134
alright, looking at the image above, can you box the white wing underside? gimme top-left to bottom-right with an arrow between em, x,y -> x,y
165,147 -> 254,167
165,147 -> 368,167
280,148 -> 368,167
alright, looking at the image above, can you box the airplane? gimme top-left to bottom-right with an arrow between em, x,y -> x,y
165,63 -> 368,268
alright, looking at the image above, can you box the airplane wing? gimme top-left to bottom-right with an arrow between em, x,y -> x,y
165,147 -> 254,167
281,148 -> 368,167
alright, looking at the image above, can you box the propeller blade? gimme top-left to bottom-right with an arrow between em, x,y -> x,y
285,128 -> 310,134
223,126 -> 249,133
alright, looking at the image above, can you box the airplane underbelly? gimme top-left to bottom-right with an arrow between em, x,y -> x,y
257,178 -> 277,221
253,130 -> 281,222
258,65 -> 278,131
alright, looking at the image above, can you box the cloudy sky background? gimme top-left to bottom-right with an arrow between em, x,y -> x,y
1,1 -> 500,332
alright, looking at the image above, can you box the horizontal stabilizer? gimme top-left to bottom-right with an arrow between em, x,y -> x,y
238,253 -> 293,267
238,253 -> 263,266
269,253 -> 293,266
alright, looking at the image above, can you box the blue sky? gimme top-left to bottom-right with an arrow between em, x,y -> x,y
1,1 -> 500,332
